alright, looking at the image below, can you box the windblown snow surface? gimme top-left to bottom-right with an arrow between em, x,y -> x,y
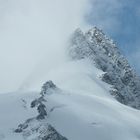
0,58 -> 140,140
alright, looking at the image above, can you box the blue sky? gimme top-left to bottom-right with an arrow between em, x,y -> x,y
87,0 -> 140,73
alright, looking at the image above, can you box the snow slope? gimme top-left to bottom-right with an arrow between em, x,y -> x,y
0,91 -> 38,140
0,59 -> 140,140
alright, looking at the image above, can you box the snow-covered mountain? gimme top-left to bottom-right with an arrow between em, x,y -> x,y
0,27 -> 140,140
69,27 -> 140,109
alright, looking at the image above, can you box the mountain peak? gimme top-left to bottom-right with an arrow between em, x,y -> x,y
69,27 -> 140,109
86,27 -> 105,42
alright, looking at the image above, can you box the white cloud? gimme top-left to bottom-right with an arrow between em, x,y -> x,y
0,0 -> 89,92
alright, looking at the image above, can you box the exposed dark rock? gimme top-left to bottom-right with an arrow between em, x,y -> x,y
15,121 -> 68,140
37,103 -> 47,120
14,123 -> 28,133
41,81 -> 57,96
31,97 -> 46,108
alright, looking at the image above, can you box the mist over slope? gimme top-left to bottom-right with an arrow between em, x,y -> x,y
0,0 -> 89,93
0,27 -> 140,140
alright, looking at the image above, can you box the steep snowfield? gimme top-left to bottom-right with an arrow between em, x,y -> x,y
0,91 -> 39,140
0,59 -> 140,140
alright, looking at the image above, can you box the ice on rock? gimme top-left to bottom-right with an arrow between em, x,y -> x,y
69,27 -> 140,109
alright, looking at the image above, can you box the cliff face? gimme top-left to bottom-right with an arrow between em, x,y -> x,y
69,27 -> 140,109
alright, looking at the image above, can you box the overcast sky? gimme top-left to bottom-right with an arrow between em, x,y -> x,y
0,0 -> 140,93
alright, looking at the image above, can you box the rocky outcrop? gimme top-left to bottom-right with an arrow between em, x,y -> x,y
15,119 -> 67,140
69,27 -> 140,109
14,81 -> 68,140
